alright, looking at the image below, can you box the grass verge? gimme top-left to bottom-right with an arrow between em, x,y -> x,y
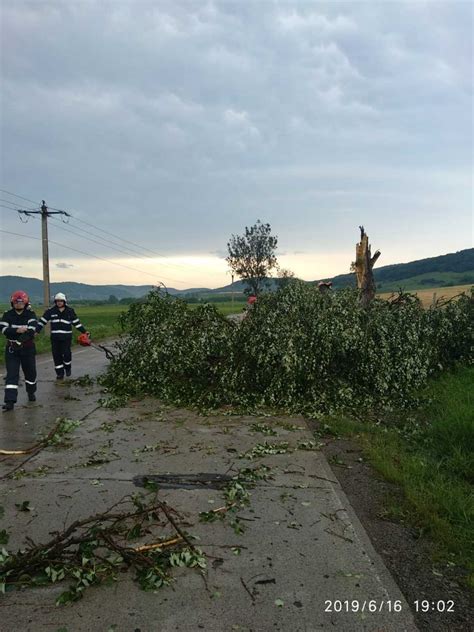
318,366 -> 474,588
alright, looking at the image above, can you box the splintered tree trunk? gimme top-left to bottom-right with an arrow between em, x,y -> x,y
354,226 -> 381,307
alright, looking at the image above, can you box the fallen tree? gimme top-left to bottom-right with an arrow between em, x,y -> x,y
103,284 -> 473,414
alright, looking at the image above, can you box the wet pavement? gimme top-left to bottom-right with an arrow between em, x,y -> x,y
0,346 -> 418,631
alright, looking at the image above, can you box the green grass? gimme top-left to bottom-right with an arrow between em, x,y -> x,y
0,304 -> 127,364
320,366 -> 474,587
188,300 -> 247,316
377,271 -> 474,292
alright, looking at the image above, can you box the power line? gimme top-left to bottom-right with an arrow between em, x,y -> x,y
65,214 -> 194,271
0,188 -> 40,206
1,187 -> 212,273
47,205 -> 196,271
0,203 -> 22,212
46,215 -> 185,285
48,215 -> 164,263
0,229 -> 186,285
0,199 -> 41,211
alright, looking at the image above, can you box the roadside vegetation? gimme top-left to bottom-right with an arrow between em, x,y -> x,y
318,366 -> 474,587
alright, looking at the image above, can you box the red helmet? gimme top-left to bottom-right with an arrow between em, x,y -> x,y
11,290 -> 29,307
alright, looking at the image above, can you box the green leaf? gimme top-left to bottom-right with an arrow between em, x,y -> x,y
15,500 -> 33,512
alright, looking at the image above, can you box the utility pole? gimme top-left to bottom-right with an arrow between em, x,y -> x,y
41,201 -> 50,308
18,201 -> 70,309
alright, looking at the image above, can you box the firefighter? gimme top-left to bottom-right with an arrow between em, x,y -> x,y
1,291 -> 38,412
36,292 -> 90,380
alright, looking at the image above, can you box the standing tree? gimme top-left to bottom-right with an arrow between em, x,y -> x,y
226,220 -> 278,296
276,267 -> 296,290
352,226 -> 381,307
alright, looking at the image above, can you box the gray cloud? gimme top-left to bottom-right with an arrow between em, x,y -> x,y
56,262 -> 74,269
1,1 -> 471,284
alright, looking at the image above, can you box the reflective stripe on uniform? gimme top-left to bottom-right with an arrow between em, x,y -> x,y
72,318 -> 80,324
51,330 -> 73,334
51,319 -> 72,324
5,385 -> 19,389
63,361 -> 72,365
40,317 -> 48,323
25,380 -> 37,385
27,319 -> 36,324
55,364 -> 64,369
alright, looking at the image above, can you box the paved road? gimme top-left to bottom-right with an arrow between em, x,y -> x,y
0,346 -> 417,631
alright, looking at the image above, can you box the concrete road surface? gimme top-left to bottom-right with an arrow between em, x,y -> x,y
0,345 -> 417,631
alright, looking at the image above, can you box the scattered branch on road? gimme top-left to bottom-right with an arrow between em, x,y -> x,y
0,417 -> 81,457
0,493 -> 204,605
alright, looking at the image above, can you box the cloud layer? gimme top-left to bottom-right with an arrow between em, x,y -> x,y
1,1 -> 472,286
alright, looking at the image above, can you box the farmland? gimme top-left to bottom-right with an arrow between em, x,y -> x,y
378,283 -> 472,307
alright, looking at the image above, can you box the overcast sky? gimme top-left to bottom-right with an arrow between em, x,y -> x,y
1,1 -> 472,289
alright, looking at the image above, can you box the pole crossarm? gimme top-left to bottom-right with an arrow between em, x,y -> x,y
16,201 -> 69,308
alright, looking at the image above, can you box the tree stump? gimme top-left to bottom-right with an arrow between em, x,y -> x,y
353,226 -> 381,307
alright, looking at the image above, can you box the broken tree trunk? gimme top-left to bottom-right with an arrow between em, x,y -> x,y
354,226 -> 381,307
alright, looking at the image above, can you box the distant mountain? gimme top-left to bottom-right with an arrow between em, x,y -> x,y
324,248 -> 474,291
0,277 -> 156,302
1,248 -> 472,302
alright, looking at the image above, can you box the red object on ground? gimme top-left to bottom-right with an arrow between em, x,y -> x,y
247,295 -> 257,305
78,333 -> 91,346
11,290 -> 29,305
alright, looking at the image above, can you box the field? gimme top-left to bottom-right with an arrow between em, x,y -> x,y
377,284 -> 472,307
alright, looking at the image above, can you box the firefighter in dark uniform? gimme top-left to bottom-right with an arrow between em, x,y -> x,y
36,292 -> 90,380
1,290 -> 38,412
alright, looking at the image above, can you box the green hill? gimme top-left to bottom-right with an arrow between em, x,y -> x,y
325,248 -> 473,292
1,248 -> 472,302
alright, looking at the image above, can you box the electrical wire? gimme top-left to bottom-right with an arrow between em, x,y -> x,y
1,187 -> 214,274
46,216 -> 185,285
48,214 -> 172,265
0,229 -> 189,286
48,206 -> 195,271
0,189 -> 40,206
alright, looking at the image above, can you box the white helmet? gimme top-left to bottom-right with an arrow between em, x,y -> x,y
54,292 -> 67,303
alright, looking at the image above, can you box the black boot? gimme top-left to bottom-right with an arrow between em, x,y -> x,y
65,367 -> 71,377
56,375 -> 64,381
2,402 -> 14,412
28,393 -> 36,402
